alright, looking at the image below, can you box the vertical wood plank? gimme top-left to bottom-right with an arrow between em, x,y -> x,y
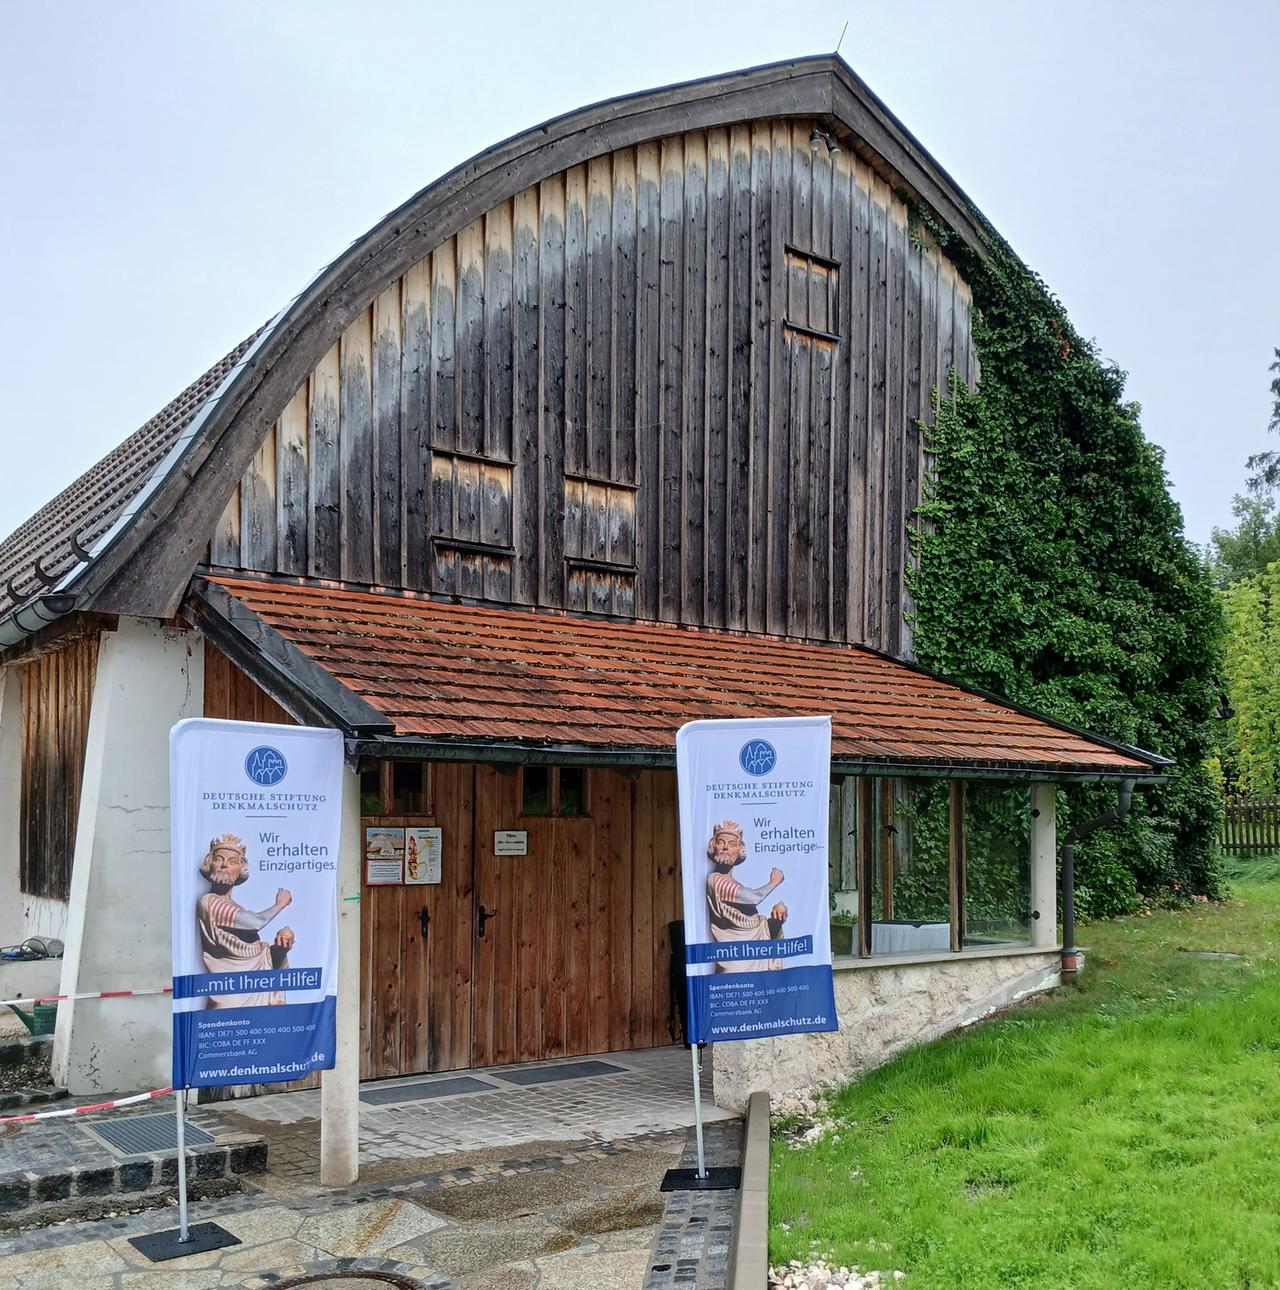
607,773 -> 634,1052
310,343 -> 341,579
765,121 -> 792,634
455,219 -> 486,458
373,283 -> 402,586
539,175 -> 567,608
239,427 -> 277,571
658,136 -> 685,622
277,386 -> 309,576
612,148 -> 638,487
634,142 -> 662,620
431,237 -> 458,454
631,772 -> 656,1048
747,123 -> 772,634
681,131 -> 707,625
586,155 -> 613,480
484,203 -> 515,464
340,308 -> 374,584
705,127 -> 731,629
512,187 -> 541,606
401,258 -> 432,592
564,164 -> 588,480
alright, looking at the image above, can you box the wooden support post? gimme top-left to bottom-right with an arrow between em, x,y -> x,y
948,780 -> 966,953
321,765 -> 361,1187
1030,784 -> 1057,949
857,777 -> 874,957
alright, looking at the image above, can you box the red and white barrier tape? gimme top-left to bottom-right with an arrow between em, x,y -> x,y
1,986 -> 171,1009
0,1086 -> 173,1125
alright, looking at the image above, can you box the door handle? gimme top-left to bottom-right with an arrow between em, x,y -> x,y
419,907 -> 430,944
478,905 -> 496,939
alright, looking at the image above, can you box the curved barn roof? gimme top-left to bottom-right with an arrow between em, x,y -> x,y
0,53 -> 991,644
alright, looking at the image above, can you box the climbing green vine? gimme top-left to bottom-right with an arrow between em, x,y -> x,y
907,216 -> 1225,917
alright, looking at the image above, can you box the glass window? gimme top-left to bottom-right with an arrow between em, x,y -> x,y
359,765 -> 383,816
867,779 -> 953,956
390,761 -> 430,815
963,784 -> 1032,946
522,766 -> 552,815
558,767 -> 587,816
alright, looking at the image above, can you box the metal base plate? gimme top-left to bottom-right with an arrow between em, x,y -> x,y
127,1222 -> 241,1262
660,1166 -> 741,1192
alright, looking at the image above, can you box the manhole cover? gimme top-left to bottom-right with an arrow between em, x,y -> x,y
86,1112 -> 215,1156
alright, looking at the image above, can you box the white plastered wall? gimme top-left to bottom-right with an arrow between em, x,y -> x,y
52,621 -> 204,1093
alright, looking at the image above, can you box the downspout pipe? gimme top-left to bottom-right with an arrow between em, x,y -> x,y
1060,777 -> 1135,973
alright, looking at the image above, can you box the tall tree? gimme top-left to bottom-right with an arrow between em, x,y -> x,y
1244,348 -> 1280,494
1206,494 -> 1280,588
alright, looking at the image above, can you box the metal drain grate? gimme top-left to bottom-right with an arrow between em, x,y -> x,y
87,1112 -> 215,1156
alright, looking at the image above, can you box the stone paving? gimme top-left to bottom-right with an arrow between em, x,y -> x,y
0,1047 -> 743,1289
218,1046 -> 733,1177
643,1120 -> 742,1290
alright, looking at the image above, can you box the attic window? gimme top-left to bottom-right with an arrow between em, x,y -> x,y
782,244 -> 840,343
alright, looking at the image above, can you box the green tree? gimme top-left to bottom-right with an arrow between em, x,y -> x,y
1206,494 -> 1280,588
1244,347 -> 1280,493
1219,567 -> 1280,795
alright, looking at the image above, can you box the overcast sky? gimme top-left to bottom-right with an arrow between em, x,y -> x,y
1,1 -> 1275,550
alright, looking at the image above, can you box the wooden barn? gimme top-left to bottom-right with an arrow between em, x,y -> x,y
0,56 -> 1166,1146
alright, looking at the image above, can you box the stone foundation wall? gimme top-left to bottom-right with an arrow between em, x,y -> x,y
712,950 -> 1060,1111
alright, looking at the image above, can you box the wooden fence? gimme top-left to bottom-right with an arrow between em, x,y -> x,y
1220,797 -> 1280,856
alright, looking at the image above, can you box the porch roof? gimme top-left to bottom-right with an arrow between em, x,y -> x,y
189,575 -> 1171,783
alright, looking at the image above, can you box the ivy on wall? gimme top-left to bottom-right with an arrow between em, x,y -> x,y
906,219 -> 1224,918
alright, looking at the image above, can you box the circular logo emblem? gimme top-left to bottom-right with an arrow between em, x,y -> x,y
739,739 -> 777,777
245,746 -> 288,787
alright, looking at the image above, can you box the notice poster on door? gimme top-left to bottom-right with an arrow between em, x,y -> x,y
170,718 -> 342,1089
405,827 -> 442,884
364,827 -> 405,884
676,716 -> 838,1045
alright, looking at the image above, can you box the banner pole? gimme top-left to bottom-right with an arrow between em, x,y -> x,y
175,1088 -> 190,1243
691,1044 -> 707,1179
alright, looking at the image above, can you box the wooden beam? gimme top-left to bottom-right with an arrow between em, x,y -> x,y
880,777 -> 895,920
857,776 -> 874,957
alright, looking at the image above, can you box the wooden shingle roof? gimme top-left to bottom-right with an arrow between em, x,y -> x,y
191,576 -> 1169,781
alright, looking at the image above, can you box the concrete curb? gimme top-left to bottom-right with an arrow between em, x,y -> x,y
731,1090 -> 770,1289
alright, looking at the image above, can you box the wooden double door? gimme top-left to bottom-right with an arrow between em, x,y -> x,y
359,764 -> 683,1079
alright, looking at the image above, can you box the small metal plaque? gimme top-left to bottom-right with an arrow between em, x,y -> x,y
493,830 -> 528,856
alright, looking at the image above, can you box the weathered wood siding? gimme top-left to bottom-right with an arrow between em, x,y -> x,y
18,634 -> 99,901
211,118 -> 975,655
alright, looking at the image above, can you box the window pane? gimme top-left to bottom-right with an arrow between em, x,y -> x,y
558,767 -> 587,816
390,761 -> 429,815
829,779 -> 857,956
873,779 -> 952,955
964,784 -> 1032,946
359,765 -> 383,816
522,766 -> 552,815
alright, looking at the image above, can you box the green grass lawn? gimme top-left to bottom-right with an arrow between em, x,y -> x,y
769,860 -> 1280,1288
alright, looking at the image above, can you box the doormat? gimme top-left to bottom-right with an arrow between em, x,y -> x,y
495,1060 -> 625,1086
360,1075 -> 494,1105
88,1112 -> 215,1156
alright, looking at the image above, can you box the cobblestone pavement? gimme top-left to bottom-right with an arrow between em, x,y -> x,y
643,1120 -> 742,1290
0,1048 -> 742,1289
218,1046 -> 734,1180
0,1130 -> 692,1288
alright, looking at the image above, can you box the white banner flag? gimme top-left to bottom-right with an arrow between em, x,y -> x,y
676,716 -> 837,1044
170,719 -> 343,1088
